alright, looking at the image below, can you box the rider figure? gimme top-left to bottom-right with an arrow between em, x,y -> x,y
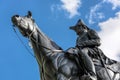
70,19 -> 101,80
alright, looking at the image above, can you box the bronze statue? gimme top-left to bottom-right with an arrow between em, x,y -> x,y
70,19 -> 101,80
69,19 -> 118,80
11,11 -> 120,80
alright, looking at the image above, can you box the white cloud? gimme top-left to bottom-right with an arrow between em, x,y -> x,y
88,2 -> 105,24
88,0 -> 120,24
60,0 -> 81,18
98,11 -> 120,61
104,0 -> 120,10
50,0 -> 81,18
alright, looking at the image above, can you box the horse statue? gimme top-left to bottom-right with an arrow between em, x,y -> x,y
11,11 -> 120,80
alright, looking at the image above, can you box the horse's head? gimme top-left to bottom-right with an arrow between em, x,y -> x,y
11,11 -> 35,37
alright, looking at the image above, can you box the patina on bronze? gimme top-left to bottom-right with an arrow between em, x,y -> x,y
11,11 -> 120,80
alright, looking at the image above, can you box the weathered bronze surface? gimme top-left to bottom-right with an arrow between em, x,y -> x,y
11,11 -> 120,80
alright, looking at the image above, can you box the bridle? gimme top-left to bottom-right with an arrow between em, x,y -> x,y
13,17 -> 63,57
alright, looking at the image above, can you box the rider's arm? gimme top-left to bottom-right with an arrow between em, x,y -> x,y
78,29 -> 101,47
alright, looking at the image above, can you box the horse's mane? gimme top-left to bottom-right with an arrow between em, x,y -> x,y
50,40 -> 63,50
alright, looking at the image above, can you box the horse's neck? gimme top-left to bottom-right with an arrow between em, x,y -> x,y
29,24 -> 61,58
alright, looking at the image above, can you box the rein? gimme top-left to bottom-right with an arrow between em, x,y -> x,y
12,26 -> 35,58
12,21 -> 63,57
27,23 -> 64,53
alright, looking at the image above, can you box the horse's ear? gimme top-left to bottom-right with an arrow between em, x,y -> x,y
27,11 -> 32,18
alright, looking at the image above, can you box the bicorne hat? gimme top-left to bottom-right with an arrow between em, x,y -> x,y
69,19 -> 87,31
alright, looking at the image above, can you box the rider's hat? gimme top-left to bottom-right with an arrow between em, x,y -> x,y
69,19 -> 88,31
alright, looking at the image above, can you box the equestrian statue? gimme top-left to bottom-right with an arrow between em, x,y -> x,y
11,11 -> 120,80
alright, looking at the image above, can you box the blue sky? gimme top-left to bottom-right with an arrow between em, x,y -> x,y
0,0 -> 120,80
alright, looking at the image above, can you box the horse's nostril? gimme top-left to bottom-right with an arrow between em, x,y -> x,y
12,16 -> 16,22
11,15 -> 20,22
15,15 -> 19,17
11,15 -> 19,25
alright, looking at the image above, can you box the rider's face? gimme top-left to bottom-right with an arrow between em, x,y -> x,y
75,25 -> 84,35
76,29 -> 81,35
